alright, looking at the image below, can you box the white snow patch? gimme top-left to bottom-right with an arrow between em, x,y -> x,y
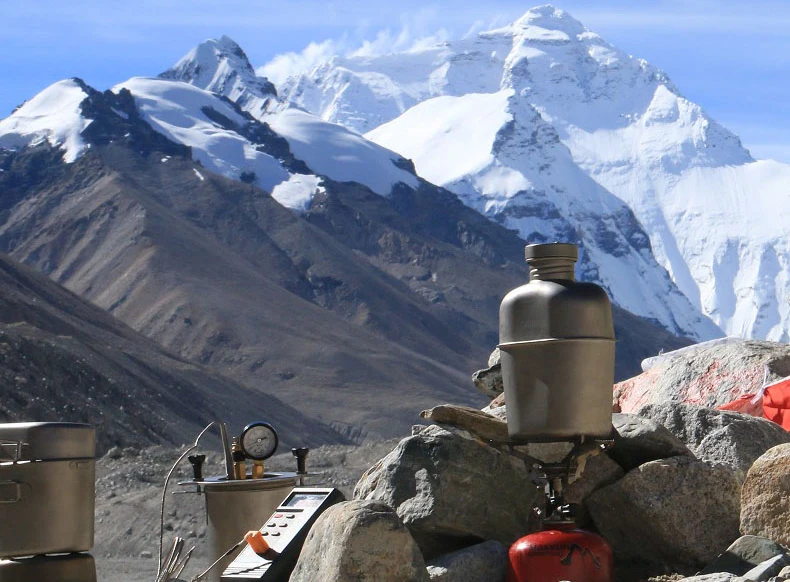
193,168 -> 205,181
0,79 -> 91,162
114,78 -> 289,192
367,91 -> 513,188
271,174 -> 323,212
266,108 -> 417,196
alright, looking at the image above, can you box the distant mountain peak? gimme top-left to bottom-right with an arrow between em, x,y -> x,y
160,36 -> 278,116
512,4 -> 585,36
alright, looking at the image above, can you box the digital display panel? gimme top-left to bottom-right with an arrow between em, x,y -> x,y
284,493 -> 325,509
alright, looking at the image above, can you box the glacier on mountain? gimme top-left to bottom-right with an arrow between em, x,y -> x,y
276,5 -> 790,342
0,80 -> 92,163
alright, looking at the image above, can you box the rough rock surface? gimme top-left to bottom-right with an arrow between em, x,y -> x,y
740,444 -> 790,547
638,403 -> 790,475
586,456 -> 741,569
609,412 -> 692,471
614,340 -> 790,412
743,553 -> 790,581
699,535 -> 790,576
677,575 -> 745,581
289,500 -> 430,582
426,540 -> 507,582
564,452 -> 624,527
472,348 -> 503,399
354,425 -> 542,557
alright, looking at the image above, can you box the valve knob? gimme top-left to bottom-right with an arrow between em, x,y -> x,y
292,447 -> 309,474
188,454 -> 206,482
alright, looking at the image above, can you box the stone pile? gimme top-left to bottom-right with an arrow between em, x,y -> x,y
290,340 -> 790,581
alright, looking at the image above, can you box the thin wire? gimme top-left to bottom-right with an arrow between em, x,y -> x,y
157,421 -> 218,578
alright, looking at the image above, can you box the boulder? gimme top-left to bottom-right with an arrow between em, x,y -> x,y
742,553 -> 790,581
288,500 -> 429,582
638,403 -> 790,475
586,456 -> 741,569
741,444 -> 790,547
426,540 -> 508,581
472,348 -> 503,399
609,412 -> 692,471
354,425 -> 543,557
564,452 -> 624,527
698,535 -> 790,576
614,340 -> 790,412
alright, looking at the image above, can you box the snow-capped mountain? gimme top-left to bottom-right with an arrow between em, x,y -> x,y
160,33 -> 718,341
160,35 -> 278,118
0,79 -> 93,162
277,5 -> 790,342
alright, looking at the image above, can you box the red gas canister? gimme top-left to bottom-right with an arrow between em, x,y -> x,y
508,524 -> 613,582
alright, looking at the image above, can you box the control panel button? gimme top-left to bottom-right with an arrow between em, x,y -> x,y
270,531 -> 281,536
286,514 -> 295,519
278,523 -> 287,527
274,513 -> 283,518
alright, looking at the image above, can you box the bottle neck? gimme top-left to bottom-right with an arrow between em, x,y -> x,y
528,257 -> 576,281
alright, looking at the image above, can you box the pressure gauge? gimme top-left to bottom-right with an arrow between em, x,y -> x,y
240,421 -> 278,460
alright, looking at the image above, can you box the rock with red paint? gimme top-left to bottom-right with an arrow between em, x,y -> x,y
613,340 -> 790,413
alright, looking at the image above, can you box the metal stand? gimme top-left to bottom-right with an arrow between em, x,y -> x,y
507,436 -> 614,523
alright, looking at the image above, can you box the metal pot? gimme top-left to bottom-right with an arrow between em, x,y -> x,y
0,423 -> 95,558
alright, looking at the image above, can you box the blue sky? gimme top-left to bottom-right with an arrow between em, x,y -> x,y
3,0 -> 790,161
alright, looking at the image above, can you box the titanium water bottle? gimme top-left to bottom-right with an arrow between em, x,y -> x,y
498,243 -> 615,442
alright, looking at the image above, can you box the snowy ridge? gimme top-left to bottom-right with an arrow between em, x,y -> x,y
278,4 -> 790,342
0,79 -> 92,163
266,108 -> 417,195
114,77 -> 290,192
160,36 -> 278,118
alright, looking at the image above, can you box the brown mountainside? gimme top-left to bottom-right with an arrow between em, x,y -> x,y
0,252 -> 344,453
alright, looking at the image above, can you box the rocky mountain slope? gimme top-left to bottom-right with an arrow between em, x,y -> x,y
0,251 -> 342,452
277,5 -> 790,343
0,37 -> 690,443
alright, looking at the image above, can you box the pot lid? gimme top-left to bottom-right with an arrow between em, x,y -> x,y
0,422 -> 95,462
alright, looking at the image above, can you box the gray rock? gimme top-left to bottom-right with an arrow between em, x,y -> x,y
564,452 -> 624,527
678,575 -> 745,581
609,412 -> 692,471
743,554 -> 790,581
586,456 -> 741,569
426,541 -> 507,581
472,348 -> 503,399
741,444 -> 790,547
638,402 -> 790,475
699,535 -> 790,576
615,339 -> 790,412
288,500 -> 429,582
780,565 -> 790,577
354,425 -> 543,557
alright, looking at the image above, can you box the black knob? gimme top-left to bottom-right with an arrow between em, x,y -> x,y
188,454 -> 206,482
292,447 -> 309,474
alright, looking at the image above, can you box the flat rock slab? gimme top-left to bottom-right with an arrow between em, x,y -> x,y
586,456 -> 741,569
426,540 -> 507,582
354,425 -> 542,557
638,402 -> 790,475
741,443 -> 790,547
609,412 -> 692,471
420,404 -> 509,443
699,535 -> 790,576
289,499 -> 429,582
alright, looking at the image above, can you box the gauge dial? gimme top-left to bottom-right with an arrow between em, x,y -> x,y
240,422 -> 278,460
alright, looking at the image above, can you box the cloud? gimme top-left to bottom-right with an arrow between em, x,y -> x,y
258,23 -> 450,84
259,39 -> 349,86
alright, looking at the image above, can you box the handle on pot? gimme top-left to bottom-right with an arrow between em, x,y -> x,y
0,480 -> 28,503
